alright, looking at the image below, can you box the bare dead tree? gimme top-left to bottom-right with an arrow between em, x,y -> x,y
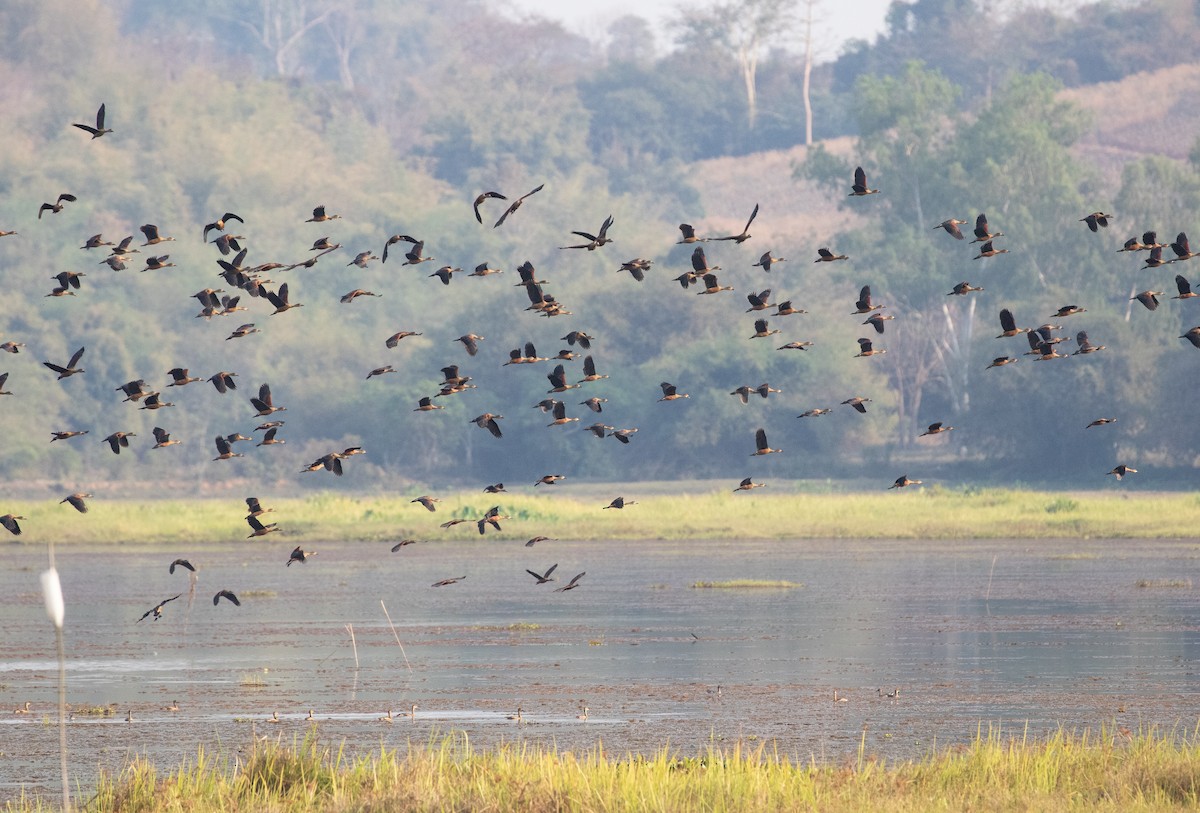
322,1 -> 360,91
801,0 -> 822,145
675,0 -> 794,130
222,0 -> 336,78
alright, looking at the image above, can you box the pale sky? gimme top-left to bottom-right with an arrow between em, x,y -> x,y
498,0 -> 895,62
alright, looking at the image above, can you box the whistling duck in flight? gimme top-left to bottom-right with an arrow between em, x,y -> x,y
456,333 -> 484,356
1131,290 -> 1163,311
412,496 -> 440,512
752,428 -> 781,455
287,546 -> 317,566
1052,305 -> 1086,318
471,413 -> 504,438
734,477 -> 765,492
213,435 -> 243,461
556,573 -> 586,592
712,203 -> 759,244
973,240 -> 1008,259
140,224 -> 175,246
1087,418 -> 1117,429
619,258 -> 652,281
137,594 -> 181,623
560,214 -> 615,250
855,337 -> 885,357
947,282 -> 984,296
213,590 -> 240,607
547,365 -> 579,393
547,402 -> 578,427
247,515 -> 278,538
1107,465 -> 1136,480
563,331 -> 594,349
493,184 -> 544,228
849,166 -> 878,196
816,247 -> 847,262
1073,331 -> 1105,354
386,330 -> 422,347
889,475 -> 922,489
527,564 -> 558,584
934,218 -> 967,239
306,206 -> 340,223
44,347 -> 85,379
753,251 -> 785,272
971,213 -> 1002,243
1170,231 -> 1199,262
750,319 -> 780,339
863,312 -> 895,333
473,191 -> 507,224
73,103 -> 112,138
51,430 -> 88,442
1142,246 -> 1169,269
919,422 -> 954,436
996,308 -> 1028,338
1,514 -> 27,535
853,285 -> 883,314
102,431 -> 135,454
60,493 -> 91,513
1080,212 -> 1112,232
658,382 -> 688,401
203,212 -> 244,242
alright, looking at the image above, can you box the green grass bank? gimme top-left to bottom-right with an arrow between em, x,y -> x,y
9,728 -> 1199,812
7,487 -> 1200,546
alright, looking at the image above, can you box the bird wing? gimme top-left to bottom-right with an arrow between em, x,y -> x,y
597,214 -> 614,239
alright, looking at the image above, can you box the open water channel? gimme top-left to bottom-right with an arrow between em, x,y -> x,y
1,535 -> 1197,800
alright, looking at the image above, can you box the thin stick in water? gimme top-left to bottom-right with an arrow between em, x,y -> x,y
986,554 -> 997,602
346,623 -> 359,670
380,600 -> 412,671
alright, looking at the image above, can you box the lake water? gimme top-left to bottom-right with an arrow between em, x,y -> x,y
1,536 -> 1197,800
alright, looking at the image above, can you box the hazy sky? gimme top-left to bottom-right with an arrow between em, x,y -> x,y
499,0 -> 895,62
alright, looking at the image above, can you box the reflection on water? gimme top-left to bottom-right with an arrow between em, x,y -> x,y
0,536 -> 1197,798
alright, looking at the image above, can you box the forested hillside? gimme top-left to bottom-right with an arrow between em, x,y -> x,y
1,0 -> 1199,495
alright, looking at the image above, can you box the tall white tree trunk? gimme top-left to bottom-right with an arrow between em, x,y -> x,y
802,0 -> 814,144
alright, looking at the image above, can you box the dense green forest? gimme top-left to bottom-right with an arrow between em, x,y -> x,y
1,0 -> 1199,495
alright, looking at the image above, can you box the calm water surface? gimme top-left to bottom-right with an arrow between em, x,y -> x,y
1,536 -> 1197,799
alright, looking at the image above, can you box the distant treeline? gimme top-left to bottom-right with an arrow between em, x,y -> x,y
0,0 -> 1197,493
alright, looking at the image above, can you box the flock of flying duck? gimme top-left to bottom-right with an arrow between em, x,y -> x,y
1,107 -> 1193,626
